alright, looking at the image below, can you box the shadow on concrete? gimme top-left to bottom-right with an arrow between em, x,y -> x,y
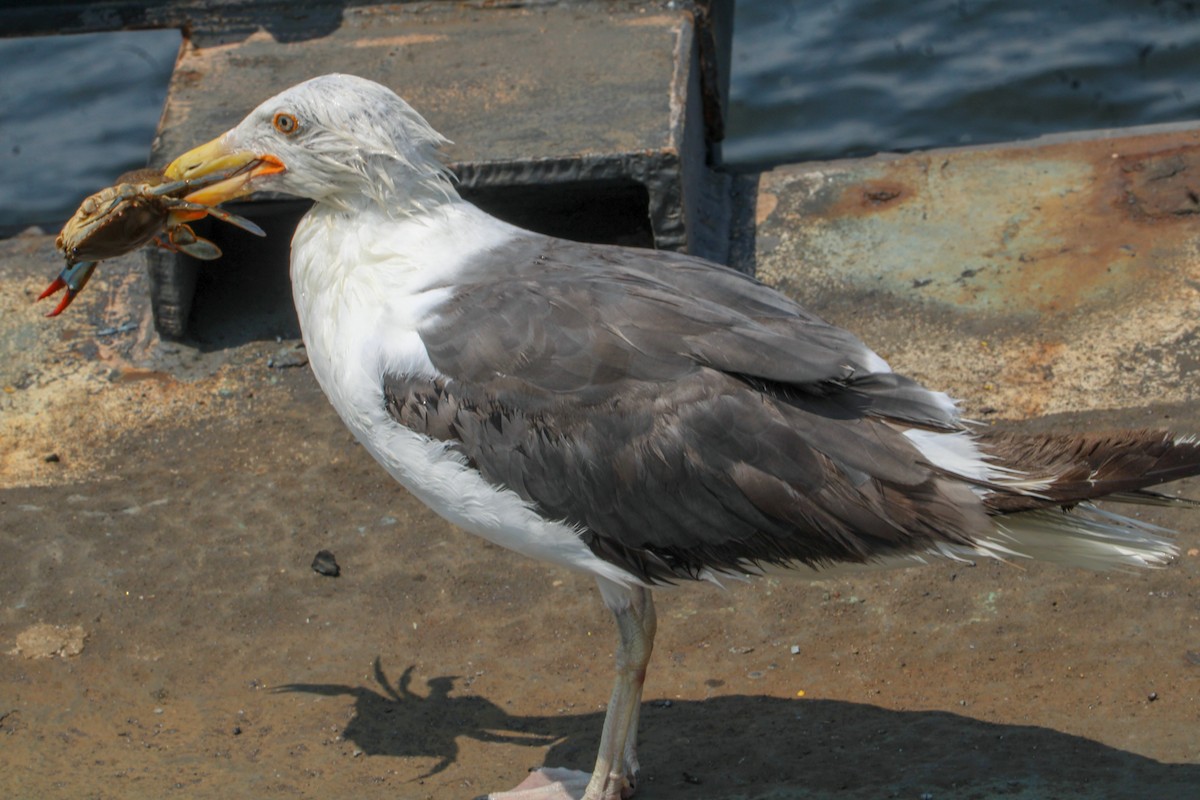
278,658 -> 1200,799
182,182 -> 657,350
276,658 -> 561,780
185,200 -> 308,350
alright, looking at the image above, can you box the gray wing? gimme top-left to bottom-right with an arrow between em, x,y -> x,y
422,236 -> 958,426
386,234 -> 986,582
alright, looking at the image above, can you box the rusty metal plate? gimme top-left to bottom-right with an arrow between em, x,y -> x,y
755,125 -> 1200,420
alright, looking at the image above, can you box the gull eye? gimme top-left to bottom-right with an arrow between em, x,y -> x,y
273,112 -> 300,135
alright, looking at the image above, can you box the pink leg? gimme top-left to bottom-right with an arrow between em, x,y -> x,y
488,585 -> 656,800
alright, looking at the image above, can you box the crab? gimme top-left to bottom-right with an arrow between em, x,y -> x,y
39,164 -> 268,317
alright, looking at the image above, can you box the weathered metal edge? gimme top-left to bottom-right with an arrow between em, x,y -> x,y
0,0 -> 708,39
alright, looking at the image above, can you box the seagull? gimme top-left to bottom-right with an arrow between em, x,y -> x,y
165,74 -> 1200,800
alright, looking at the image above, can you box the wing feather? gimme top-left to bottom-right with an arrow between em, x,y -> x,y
422,235 -> 961,428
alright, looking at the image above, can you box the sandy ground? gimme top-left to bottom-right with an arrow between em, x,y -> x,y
1,230 -> 1199,800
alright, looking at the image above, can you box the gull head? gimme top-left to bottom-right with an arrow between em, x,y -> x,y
165,74 -> 455,214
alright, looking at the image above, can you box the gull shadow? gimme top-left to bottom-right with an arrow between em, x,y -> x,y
277,659 -> 1200,799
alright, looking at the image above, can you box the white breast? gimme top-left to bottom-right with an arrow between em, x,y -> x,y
289,202 -> 641,587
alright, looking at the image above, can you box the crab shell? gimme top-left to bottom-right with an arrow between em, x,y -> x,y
55,178 -> 184,264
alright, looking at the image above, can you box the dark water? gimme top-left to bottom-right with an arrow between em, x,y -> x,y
3,1 -> 1200,232
726,0 -> 1200,166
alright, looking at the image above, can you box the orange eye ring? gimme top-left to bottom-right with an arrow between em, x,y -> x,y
273,112 -> 300,135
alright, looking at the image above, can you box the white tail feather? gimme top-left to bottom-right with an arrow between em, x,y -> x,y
984,505 -> 1177,569
757,503 -> 1176,580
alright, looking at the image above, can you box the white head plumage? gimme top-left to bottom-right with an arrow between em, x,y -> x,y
208,74 -> 457,215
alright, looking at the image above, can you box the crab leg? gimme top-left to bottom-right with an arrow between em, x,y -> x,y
165,202 -> 266,238
160,223 -> 223,261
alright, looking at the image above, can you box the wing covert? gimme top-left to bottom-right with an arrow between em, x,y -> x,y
419,234 -> 960,429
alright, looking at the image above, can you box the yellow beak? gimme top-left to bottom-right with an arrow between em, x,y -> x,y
165,136 -> 286,205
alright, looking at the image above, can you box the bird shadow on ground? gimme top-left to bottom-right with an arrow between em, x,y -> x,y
276,658 -> 1200,799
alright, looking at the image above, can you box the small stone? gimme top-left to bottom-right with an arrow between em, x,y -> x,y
269,346 -> 309,369
43,453 -> 61,463
1148,691 -> 1158,702
790,645 -> 801,655
311,550 -> 340,577
13,623 -> 86,659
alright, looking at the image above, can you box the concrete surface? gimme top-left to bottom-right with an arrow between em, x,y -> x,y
3,127 -> 1200,800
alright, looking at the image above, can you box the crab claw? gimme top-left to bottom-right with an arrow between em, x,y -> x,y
37,275 -> 67,302
39,274 -> 79,318
45,289 -> 78,318
38,260 -> 97,317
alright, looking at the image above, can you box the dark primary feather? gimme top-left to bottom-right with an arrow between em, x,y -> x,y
979,430 -> 1200,513
383,370 -> 988,583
